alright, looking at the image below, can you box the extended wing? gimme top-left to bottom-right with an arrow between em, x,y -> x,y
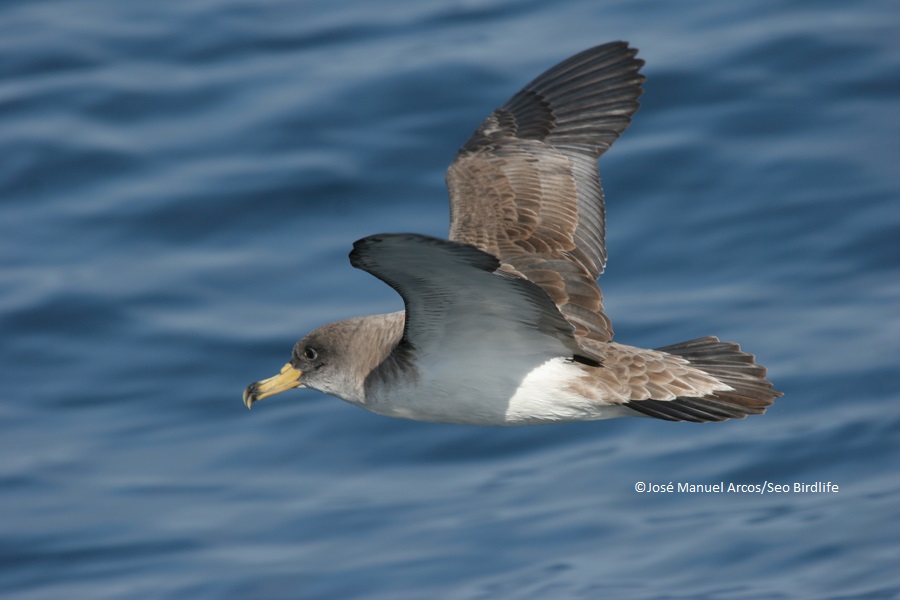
349,233 -> 600,365
446,42 -> 644,344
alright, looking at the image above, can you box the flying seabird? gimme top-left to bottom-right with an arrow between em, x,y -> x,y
243,41 -> 782,425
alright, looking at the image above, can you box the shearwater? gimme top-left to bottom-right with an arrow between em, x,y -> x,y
243,42 -> 782,425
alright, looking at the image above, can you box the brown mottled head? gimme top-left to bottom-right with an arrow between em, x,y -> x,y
243,313 -> 404,409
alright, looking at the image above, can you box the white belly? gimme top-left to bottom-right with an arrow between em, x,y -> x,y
365,355 -> 632,426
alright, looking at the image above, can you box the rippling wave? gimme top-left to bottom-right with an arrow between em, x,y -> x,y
2,0 -> 898,597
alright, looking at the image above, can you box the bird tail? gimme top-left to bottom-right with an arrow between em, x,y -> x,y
627,337 -> 783,422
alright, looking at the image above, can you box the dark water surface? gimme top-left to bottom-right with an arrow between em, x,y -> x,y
3,1 -> 899,598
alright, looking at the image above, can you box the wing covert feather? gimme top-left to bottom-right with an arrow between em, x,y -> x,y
447,41 -> 644,344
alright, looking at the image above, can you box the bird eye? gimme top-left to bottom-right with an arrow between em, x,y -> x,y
304,347 -> 318,361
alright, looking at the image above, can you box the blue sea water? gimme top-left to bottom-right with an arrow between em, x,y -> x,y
2,0 -> 899,598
